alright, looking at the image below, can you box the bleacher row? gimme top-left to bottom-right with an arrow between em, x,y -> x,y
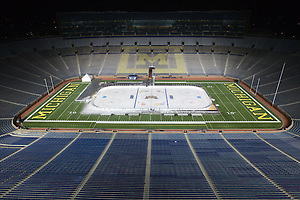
0,131 -> 299,199
289,120 -> 300,135
0,119 -> 15,136
1,36 -> 299,56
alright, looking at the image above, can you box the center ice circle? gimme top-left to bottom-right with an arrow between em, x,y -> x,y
180,89 -> 194,96
109,89 -> 124,96
101,99 -> 120,106
144,95 -> 159,99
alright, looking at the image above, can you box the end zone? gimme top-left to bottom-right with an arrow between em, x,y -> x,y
224,83 -> 280,122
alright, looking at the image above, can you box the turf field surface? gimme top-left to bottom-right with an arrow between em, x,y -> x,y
23,80 -> 282,130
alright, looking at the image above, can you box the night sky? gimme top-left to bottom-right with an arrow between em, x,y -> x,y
1,0 -> 297,20
0,0 -> 299,38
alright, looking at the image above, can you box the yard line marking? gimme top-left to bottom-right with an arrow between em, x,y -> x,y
92,122 -> 97,129
96,113 -> 102,121
76,113 -> 83,120
47,83 -> 86,120
221,83 -> 257,121
235,83 -> 280,122
216,84 -> 248,121
25,83 -> 71,120
66,102 -> 82,120
75,82 -> 91,101
56,100 -> 78,120
206,84 -> 227,121
200,115 -> 209,129
213,83 -> 238,121
107,115 -> 111,121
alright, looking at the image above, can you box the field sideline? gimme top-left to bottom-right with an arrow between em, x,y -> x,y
23,80 -> 282,130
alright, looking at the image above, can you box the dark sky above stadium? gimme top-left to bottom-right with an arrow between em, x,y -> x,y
1,0 -> 298,20
0,0 -> 299,38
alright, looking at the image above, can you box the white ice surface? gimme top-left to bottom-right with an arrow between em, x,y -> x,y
82,85 -> 213,115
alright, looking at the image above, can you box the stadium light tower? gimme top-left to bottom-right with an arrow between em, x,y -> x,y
272,63 -> 286,106
44,79 -> 50,95
250,75 -> 255,92
49,76 -> 54,91
255,78 -> 260,96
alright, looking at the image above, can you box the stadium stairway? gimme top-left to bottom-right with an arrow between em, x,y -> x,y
289,120 -> 300,135
0,119 -> 16,136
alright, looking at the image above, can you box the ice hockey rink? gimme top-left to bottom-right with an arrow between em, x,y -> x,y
82,85 -> 217,115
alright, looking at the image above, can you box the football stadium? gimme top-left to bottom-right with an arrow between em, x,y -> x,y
1,10 -> 300,199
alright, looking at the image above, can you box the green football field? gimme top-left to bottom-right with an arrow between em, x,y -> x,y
23,80 -> 282,129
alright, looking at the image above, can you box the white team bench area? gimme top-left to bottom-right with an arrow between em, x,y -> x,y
81,85 -> 218,115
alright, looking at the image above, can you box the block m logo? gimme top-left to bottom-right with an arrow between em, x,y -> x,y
136,54 -> 167,66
